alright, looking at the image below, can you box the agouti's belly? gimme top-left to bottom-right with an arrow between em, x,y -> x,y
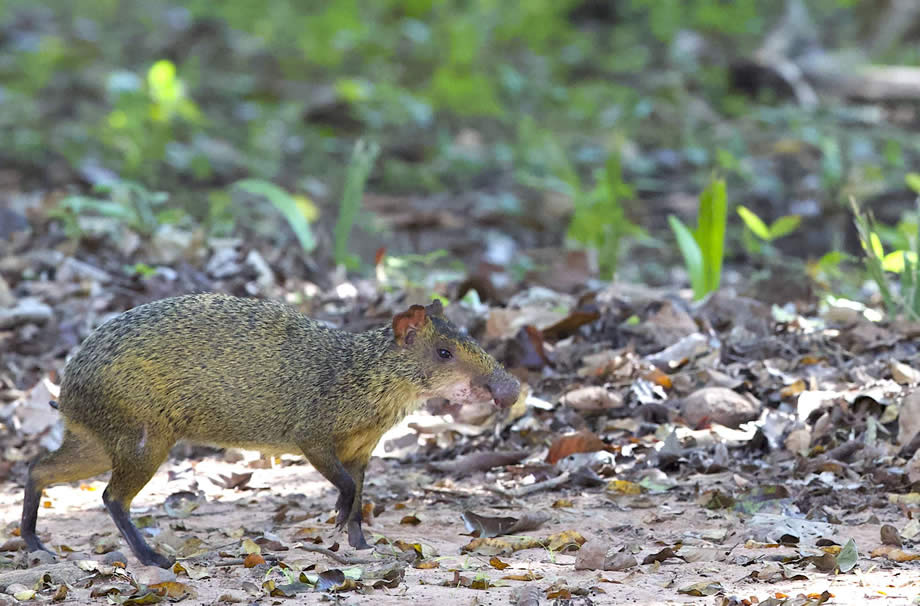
335,427 -> 385,464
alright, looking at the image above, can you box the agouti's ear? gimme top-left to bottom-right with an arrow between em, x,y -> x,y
425,299 -> 444,317
392,304 -> 427,346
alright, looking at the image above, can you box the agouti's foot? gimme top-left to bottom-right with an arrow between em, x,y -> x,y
137,550 -> 175,569
22,534 -> 54,557
347,520 -> 371,550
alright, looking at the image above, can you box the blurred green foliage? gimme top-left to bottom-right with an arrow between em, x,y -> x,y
853,200 -> 920,321
336,140 -> 380,269
2,0 -> 919,287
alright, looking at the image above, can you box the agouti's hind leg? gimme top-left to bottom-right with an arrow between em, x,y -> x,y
103,435 -> 173,568
343,459 -> 371,550
22,426 -> 112,555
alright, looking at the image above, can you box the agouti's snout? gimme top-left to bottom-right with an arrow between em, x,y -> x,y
484,369 -> 520,408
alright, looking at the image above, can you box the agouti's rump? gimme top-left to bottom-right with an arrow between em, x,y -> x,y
21,294 -> 520,567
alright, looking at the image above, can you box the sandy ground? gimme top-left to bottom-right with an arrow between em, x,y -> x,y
0,452 -> 917,605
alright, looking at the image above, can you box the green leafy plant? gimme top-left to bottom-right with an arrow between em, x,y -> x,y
565,150 -> 645,279
737,206 -> 801,242
852,199 -> 920,320
101,60 -> 202,180
53,181 -> 178,238
335,139 -> 380,270
232,179 -> 316,253
906,172 -> 920,195
737,205 -> 801,255
668,178 -> 727,299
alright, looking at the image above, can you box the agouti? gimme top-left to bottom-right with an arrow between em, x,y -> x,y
21,294 -> 519,568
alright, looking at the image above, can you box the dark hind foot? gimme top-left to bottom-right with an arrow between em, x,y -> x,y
137,549 -> 174,569
346,519 -> 371,550
22,533 -> 54,557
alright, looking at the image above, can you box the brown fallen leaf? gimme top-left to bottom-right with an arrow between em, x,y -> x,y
461,537 -> 515,556
544,530 -> 586,552
243,553 -> 266,568
393,540 -> 424,557
150,581 -> 192,600
677,581 -> 723,596
541,307 -> 600,341
52,584 -> 68,602
869,545 -> 920,562
489,556 -> 510,570
461,510 -> 550,538
430,450 -> 529,474
502,572 -> 542,581
606,480 -> 642,495
510,325 -> 553,370
213,471 -> 253,490
642,546 -> 684,564
546,430 -> 608,464
400,514 -> 421,526
445,571 -> 489,590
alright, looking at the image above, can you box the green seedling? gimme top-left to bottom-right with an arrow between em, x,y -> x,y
668,177 -> 727,299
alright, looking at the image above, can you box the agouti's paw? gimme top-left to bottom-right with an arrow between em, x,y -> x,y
23,534 -> 52,556
347,521 -> 371,550
139,551 -> 175,569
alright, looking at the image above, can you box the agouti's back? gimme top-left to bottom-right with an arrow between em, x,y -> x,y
61,293 -> 359,449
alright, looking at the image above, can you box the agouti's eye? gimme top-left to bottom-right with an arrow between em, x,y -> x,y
437,348 -> 453,360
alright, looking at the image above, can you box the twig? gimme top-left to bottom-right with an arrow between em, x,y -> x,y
487,472 -> 571,498
298,545 -> 377,565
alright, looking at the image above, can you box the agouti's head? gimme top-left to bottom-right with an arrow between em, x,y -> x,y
392,300 -> 520,408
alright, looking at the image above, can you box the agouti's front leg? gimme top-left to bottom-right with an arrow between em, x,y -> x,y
343,460 -> 371,550
299,446 -> 369,549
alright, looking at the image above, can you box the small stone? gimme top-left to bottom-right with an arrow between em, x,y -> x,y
892,361 -> 920,385
605,552 -> 638,571
0,299 -> 53,329
132,565 -> 176,586
64,551 -> 94,562
218,589 -> 248,603
784,428 -> 811,454
26,550 -> 56,567
102,551 -> 128,565
573,541 -> 607,570
245,249 -> 274,291
573,541 -> 637,571
899,389 -> 920,446
881,524 -> 902,547
4,583 -> 29,596
56,257 -> 112,284
560,386 -> 623,412
681,387 -> 760,429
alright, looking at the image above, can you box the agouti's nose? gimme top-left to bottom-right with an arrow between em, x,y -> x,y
485,371 -> 520,408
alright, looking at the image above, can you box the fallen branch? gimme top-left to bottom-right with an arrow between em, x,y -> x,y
487,471 -> 571,498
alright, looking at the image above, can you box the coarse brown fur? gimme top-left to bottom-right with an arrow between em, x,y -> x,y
21,294 -> 519,567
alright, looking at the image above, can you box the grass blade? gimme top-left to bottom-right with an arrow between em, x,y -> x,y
234,179 -> 316,253
669,214 -> 705,299
736,205 -> 770,240
335,139 -> 380,268
695,178 -> 727,294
